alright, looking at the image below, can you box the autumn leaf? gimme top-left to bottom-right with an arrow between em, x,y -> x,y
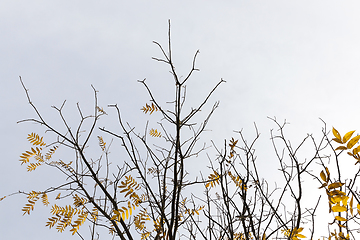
328,182 -> 344,190
335,146 -> 348,151
325,167 -> 330,181
347,135 -> 360,149
333,138 -> 343,144
332,127 -> 342,143
343,130 -> 355,143
332,204 -> 347,212
353,145 -> 360,155
320,170 -> 327,182
335,216 -> 347,221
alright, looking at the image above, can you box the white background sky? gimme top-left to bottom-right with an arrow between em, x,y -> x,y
1,1 -> 360,239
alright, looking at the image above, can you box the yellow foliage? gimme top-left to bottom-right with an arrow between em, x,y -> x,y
319,166 -> 352,229
141,103 -> 158,114
118,175 -> 142,204
56,215 -> 72,232
22,191 -> 40,215
333,128 -> 360,165
149,128 -> 161,137
46,215 -> 61,228
332,127 -> 343,144
91,207 -> 98,222
22,200 -> 37,215
233,232 -> 254,240
352,145 -> 360,155
27,162 -> 42,172
281,227 -> 306,240
229,137 -> 238,150
19,147 -> 41,165
46,203 -> 88,234
205,170 -> 220,188
330,230 -> 350,240
45,146 -> 57,160
42,193 -> 50,206
347,135 -> 360,149
98,136 -> 106,151
111,201 -> 135,221
343,130 -> 356,143
20,134 -> 58,174
70,211 -> 88,235
320,170 -> 327,182
27,133 -> 46,146
50,204 -> 80,216
331,204 -> 347,213
134,209 -> 150,231
350,195 -> 354,216
334,216 -> 347,221
141,231 -> 151,240
228,171 -> 247,190
73,194 -> 87,207
55,193 -> 61,200
184,205 -> 205,216
328,182 -> 344,190
153,217 -> 166,238
228,137 -> 238,159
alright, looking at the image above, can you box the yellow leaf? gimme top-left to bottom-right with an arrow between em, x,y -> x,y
70,228 -> 78,235
111,210 -> 119,220
333,138 -> 343,144
343,130 -> 355,143
332,205 -> 347,212
326,167 -> 330,180
347,135 -> 360,149
335,216 -> 347,221
353,145 -> 360,155
330,195 -> 348,206
332,128 -> 342,142
350,195 -> 353,216
328,189 -> 346,197
342,196 -> 349,206
328,182 -> 344,190
149,129 -> 161,137
338,224 -> 346,228
331,196 -> 344,204
320,170 -> 327,182
335,146 -> 348,151
141,103 -> 158,114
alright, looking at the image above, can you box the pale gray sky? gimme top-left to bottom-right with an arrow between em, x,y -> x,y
1,1 -> 360,239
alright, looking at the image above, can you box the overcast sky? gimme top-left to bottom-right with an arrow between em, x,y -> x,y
1,1 -> 360,239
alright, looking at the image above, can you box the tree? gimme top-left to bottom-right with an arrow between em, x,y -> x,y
5,20 -> 360,240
